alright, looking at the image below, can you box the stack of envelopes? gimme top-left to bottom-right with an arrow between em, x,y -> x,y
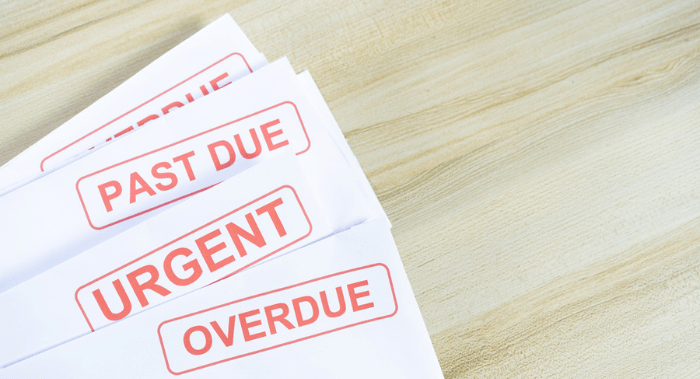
0,15 -> 444,378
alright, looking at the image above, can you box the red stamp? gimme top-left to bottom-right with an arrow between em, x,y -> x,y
75,185 -> 313,332
157,264 -> 398,375
75,101 -> 310,230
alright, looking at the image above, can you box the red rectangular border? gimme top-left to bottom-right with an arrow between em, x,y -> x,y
75,185 -> 313,332
41,52 -> 253,171
75,101 -> 311,230
157,263 -> 398,375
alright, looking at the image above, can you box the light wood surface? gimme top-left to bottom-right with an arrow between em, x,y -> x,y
2,0 -> 700,377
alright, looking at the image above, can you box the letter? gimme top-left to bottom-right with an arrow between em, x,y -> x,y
224,213 -> 265,258
260,119 -> 289,151
97,181 -> 122,213
234,128 -> 262,159
129,172 -> 156,204
292,296 -> 319,327
196,229 -> 234,272
199,85 -> 210,96
210,72 -> 231,90
126,265 -> 172,307
185,93 -> 195,103
137,114 -> 159,127
114,126 -> 134,138
320,286 -> 347,318
347,280 -> 374,312
207,141 -> 235,171
161,101 -> 184,115
92,279 -> 132,321
163,247 -> 202,286
264,303 -> 295,335
183,326 -> 212,356
210,315 -> 236,347
239,309 -> 266,342
256,198 -> 287,237
173,151 -> 196,181
151,162 -> 178,191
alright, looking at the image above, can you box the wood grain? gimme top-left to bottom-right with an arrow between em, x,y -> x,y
2,0 -> 700,377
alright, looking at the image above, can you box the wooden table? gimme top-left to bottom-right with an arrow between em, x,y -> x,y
2,1 -> 699,377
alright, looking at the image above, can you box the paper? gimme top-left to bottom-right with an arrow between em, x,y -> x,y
0,13 -> 439,376
0,58 -> 386,294
297,71 -> 387,223
0,14 -> 266,195
0,219 -> 444,378
0,152 -> 337,368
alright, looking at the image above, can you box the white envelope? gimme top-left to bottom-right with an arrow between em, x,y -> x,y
0,219 -> 444,378
0,14 -> 266,194
298,71 -> 387,229
0,58 -> 385,294
0,152 -> 335,368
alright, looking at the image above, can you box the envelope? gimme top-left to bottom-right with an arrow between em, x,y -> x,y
0,14 -> 266,194
297,71 -> 386,228
0,58 -> 386,294
0,219 -> 444,378
0,152 -> 336,368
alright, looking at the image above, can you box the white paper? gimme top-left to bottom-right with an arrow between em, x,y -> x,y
0,152 -> 337,368
0,220 -> 443,378
297,71 -> 388,227
0,58 -> 386,294
0,14 -> 266,194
